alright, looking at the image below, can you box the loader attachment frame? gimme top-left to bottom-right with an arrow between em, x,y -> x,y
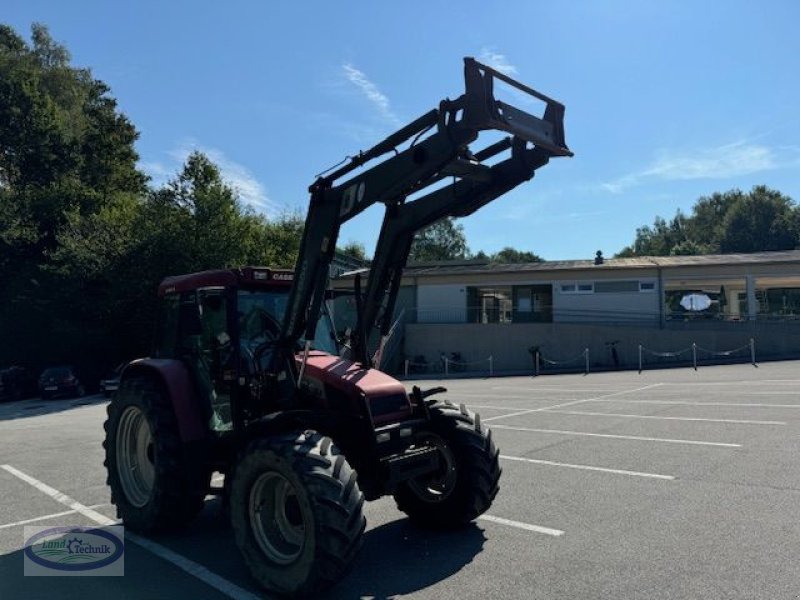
280,57 -> 572,370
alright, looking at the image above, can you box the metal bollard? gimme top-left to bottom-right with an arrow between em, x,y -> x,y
638,344 -> 643,374
584,348 -> 589,375
692,343 -> 697,371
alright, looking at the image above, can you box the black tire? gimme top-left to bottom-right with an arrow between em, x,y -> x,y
230,431 -> 365,598
103,374 -> 210,532
394,400 -> 501,529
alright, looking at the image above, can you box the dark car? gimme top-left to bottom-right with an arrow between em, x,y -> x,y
38,366 -> 85,400
0,366 -> 37,402
100,363 -> 125,398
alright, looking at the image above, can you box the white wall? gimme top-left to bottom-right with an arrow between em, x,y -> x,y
554,280 -> 660,323
417,284 -> 467,323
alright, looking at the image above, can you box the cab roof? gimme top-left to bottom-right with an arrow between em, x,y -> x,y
158,267 -> 294,296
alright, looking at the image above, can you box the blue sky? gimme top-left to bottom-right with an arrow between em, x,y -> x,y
6,1 -> 800,259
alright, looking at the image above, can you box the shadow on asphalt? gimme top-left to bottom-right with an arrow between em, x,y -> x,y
328,519 -> 487,599
1,499 -> 487,600
0,395 -> 108,422
147,498 -> 488,599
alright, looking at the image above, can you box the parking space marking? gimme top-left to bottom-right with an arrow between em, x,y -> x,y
1,464 -> 261,600
500,454 -> 675,480
539,409 -> 786,426
0,504 -> 109,530
590,399 -> 800,408
482,384 -> 664,422
478,514 -> 564,537
491,425 -> 742,447
491,386 -> 618,393
661,379 -> 800,386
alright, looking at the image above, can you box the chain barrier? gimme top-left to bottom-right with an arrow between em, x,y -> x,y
695,342 -> 751,357
404,355 -> 494,377
639,338 -> 756,373
534,348 -> 589,376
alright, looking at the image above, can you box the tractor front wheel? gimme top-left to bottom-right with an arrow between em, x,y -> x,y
230,431 -> 365,597
394,401 -> 501,528
103,375 -> 210,532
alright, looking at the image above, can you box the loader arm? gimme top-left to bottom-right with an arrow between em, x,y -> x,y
280,57 -> 572,369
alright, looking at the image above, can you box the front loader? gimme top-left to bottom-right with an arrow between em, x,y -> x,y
103,57 -> 571,597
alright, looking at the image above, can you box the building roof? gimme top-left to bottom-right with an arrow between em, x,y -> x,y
336,249 -> 800,279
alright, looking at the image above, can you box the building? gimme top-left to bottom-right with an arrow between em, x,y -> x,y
332,250 -> 800,373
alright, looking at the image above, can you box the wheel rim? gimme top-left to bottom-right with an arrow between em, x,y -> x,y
249,472 -> 307,565
116,406 -> 156,508
408,433 -> 458,502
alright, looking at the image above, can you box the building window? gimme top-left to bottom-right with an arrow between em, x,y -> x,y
754,276 -> 800,319
640,282 -> 656,292
594,280 -> 640,293
512,285 -> 553,323
561,282 -> 593,294
467,287 -> 512,323
664,277 -> 746,321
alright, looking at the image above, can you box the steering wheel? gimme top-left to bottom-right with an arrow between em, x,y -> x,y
240,308 -> 282,374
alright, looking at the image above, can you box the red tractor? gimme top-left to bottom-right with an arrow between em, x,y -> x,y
103,58 -> 571,597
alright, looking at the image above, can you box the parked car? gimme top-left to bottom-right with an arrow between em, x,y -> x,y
100,363 -> 125,398
38,366 -> 85,400
0,366 -> 37,402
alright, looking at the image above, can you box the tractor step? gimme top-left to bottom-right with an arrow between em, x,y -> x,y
381,444 -> 441,491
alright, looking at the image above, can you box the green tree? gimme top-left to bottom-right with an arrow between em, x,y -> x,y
0,23 -> 146,372
0,24 -> 144,253
339,240 -> 368,261
719,186 -> 798,253
409,217 -> 469,262
489,247 -> 543,263
616,186 -> 799,257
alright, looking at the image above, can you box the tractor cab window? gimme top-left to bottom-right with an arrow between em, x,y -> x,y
237,290 -> 338,355
155,294 -> 180,358
195,288 -> 234,432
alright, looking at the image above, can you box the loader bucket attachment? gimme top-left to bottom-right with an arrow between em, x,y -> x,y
462,57 -> 573,157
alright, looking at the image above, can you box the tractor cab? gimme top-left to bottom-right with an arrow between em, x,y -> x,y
153,267 -> 337,433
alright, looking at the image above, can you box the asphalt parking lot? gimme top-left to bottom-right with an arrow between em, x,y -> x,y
1,361 -> 799,599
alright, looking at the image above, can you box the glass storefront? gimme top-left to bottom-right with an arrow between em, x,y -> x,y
754,276 -> 800,319
664,277 -> 746,321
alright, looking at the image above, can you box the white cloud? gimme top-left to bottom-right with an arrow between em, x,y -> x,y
601,141 -> 782,193
141,141 -> 281,214
342,64 -> 399,125
478,48 -> 518,75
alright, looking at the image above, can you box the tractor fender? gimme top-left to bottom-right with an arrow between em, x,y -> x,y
120,358 -> 207,443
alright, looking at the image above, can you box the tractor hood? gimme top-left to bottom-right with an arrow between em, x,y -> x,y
297,352 -> 412,425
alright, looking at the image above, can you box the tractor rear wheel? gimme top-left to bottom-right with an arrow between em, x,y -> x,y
230,431 -> 365,597
103,374 -> 210,532
394,401 -> 501,529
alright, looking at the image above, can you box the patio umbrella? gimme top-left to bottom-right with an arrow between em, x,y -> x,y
680,293 -> 712,311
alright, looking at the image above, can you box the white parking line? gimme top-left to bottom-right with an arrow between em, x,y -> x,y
482,384 -> 664,422
455,392 -> 579,401
491,386 -> 618,393
540,409 -> 786,426
491,425 -> 741,447
0,504 -> 109,530
500,454 -> 675,480
478,514 -> 564,537
590,399 -> 800,408
1,464 -> 261,600
662,380 -> 800,386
